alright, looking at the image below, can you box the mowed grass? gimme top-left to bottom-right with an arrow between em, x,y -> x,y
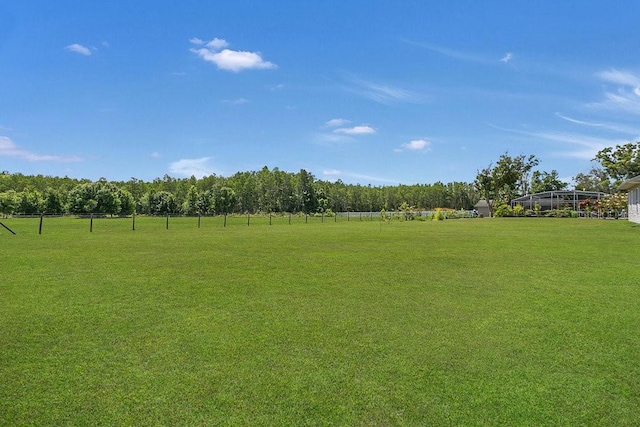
2,216 -> 640,425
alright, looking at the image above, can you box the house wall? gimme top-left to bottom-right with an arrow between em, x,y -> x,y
629,185 -> 640,224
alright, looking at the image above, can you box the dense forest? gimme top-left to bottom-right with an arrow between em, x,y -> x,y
2,143 -> 637,216
0,167 -> 478,216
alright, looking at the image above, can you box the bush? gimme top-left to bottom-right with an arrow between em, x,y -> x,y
493,204 -> 513,217
545,208 -> 578,218
431,208 -> 445,221
313,208 -> 335,217
513,204 -> 524,217
445,210 -> 472,219
398,202 -> 417,221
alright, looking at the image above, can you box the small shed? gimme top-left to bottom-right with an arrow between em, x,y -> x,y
474,200 -> 492,217
619,175 -> 640,224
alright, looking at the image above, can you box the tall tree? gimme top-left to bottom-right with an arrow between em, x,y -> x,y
213,186 -> 236,215
594,142 -> 640,183
68,180 -> 133,215
118,189 -> 135,215
297,169 -> 317,214
17,188 -> 44,214
0,190 -> 19,216
475,152 -> 539,216
182,185 -> 200,215
573,167 -> 612,192
475,166 -> 497,216
145,191 -> 178,215
43,187 -> 65,214
529,170 -> 568,193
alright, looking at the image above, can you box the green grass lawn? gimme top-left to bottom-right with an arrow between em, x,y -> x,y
2,216 -> 640,425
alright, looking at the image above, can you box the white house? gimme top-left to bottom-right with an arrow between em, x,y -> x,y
619,176 -> 640,224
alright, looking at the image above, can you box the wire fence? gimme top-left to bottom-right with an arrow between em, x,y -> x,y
1,212 -> 397,236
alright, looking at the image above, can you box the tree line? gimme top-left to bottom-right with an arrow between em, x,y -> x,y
1,142 -> 638,216
0,167 -> 478,216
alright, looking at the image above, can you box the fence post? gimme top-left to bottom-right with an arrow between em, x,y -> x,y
39,214 -> 43,235
166,213 -> 169,230
132,213 -> 136,231
198,213 -> 201,229
247,213 -> 250,226
90,213 -> 93,232
224,213 -> 227,227
0,221 -> 16,235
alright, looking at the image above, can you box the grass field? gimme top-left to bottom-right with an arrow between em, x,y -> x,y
2,216 -> 640,425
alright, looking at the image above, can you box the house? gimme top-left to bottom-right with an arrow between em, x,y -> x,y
619,176 -> 640,224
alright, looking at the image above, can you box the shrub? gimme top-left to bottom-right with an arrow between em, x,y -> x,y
432,208 -> 445,221
445,210 -> 472,219
513,204 -> 524,217
493,204 -> 513,217
399,201 -> 416,221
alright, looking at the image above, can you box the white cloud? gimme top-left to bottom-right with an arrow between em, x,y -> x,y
398,139 -> 431,152
190,38 -> 276,72
66,43 -> 92,56
323,169 -> 342,177
222,98 -> 249,105
168,157 -> 218,178
150,152 -> 161,158
0,136 -> 82,162
532,131 -> 626,159
205,38 -> 229,50
196,49 -> 276,72
592,88 -> 640,116
405,39 -> 520,68
324,118 -> 351,128
189,37 -> 204,45
486,123 -> 625,160
597,69 -> 640,87
314,133 -> 354,145
591,69 -> 640,116
102,41 -> 110,48
322,169 -> 398,184
344,75 -> 426,105
402,39 -> 485,63
555,112 -> 640,135
333,125 -> 376,135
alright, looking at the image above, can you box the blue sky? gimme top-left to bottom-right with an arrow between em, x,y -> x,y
2,1 -> 640,186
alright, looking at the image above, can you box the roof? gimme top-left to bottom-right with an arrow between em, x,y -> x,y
619,175 -> 640,190
474,200 -> 492,208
